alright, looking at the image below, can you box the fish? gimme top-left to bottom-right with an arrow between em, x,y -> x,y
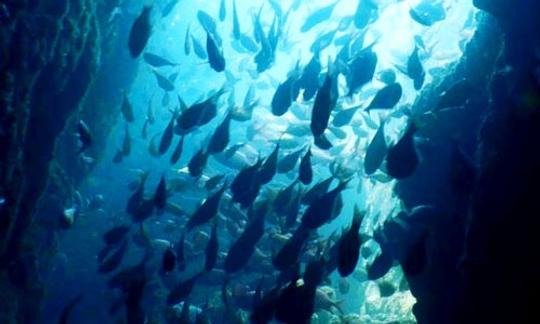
301,180 -> 349,229
299,147 -> 313,185
103,225 -> 131,246
191,34 -> 208,60
184,24 -> 192,56
273,180 -> 298,215
204,221 -> 219,271
277,146 -> 304,174
122,125 -> 131,156
365,82 -> 403,111
337,206 -> 364,277
197,10 -> 222,46
188,148 -> 209,177
76,120 -> 92,155
301,176 -> 333,205
58,294 -> 84,324
170,136 -> 184,164
238,33 -> 258,53
143,52 -> 178,67
311,61 -> 338,138
167,272 -> 202,305
354,0 -> 378,29
206,31 -> 226,72
128,6 -> 152,58
98,239 -> 128,273
297,54 -> 322,102
153,175 -> 167,210
273,226 -> 310,271
271,69 -> 300,116
407,44 -> 425,90
258,144 -> 279,184
219,0 -> 226,21
301,2 -> 338,33
385,122 -> 418,179
175,88 -> 226,133
152,69 -> 176,92
232,0 -> 241,40
364,120 -> 387,175
121,92 -> 135,123
310,29 -> 337,53
186,185 -> 226,231
250,286 -> 280,323
231,158 -> 262,204
205,174 -> 225,191
347,43 -> 378,97
207,113 -> 232,154
158,113 -> 176,154
162,246 -> 176,273
332,106 -> 359,127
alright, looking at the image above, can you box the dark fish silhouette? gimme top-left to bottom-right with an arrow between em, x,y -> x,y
188,148 -> 209,177
121,92 -> 135,123
208,113 -> 232,154
143,52 -> 178,67
98,239 -> 128,273
170,136 -> 184,164
153,175 -> 167,210
103,225 -> 130,246
152,69 -> 175,92
337,206 -> 364,277
167,272 -> 202,305
365,82 -> 403,111
259,144 -> 279,184
158,113 -> 176,154
407,44 -> 425,90
128,6 -> 152,58
186,185 -> 226,231
299,147 -> 313,185
205,221 -> 219,271
206,31 -> 226,72
277,146 -> 304,174
364,120 -> 387,175
162,246 -> 176,273
301,180 -> 349,229
347,43 -> 377,96
58,294 -> 84,324
273,226 -> 310,271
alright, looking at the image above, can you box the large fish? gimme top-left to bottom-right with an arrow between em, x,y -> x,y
365,82 -> 402,111
206,31 -> 226,72
128,6 -> 152,58
337,206 -> 364,277
364,120 -> 387,175
301,180 -> 349,229
143,53 -> 178,67
158,113 -> 176,154
207,113 -> 232,154
298,147 -> 313,185
347,43 -> 377,97
311,61 -> 338,138
204,221 -> 219,271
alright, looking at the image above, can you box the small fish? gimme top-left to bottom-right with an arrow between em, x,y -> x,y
161,0 -> 178,17
103,225 -> 131,246
186,185 -> 227,231
207,113 -> 232,154
204,221 -> 219,271
312,60 -> 338,137
184,24 -> 192,56
364,120 -> 387,175
219,0 -> 226,21
347,43 -> 378,97
337,206 -> 364,277
153,175 -> 167,210
188,148 -> 209,177
128,6 -> 152,58
143,52 -> 178,67
365,82 -> 403,111
192,34 -> 208,60
170,136 -> 184,164
76,120 -> 92,154
273,226 -> 310,271
152,69 -> 175,92
258,144 -> 279,184
159,114 -> 176,155
299,147 -> 313,185
302,176 -> 334,205
277,146 -> 304,174
332,106 -> 359,127
271,67 -> 300,116
206,31 -> 226,72
122,125 -> 131,156
301,2 -> 338,33
301,180 -> 349,229
354,0 -> 378,29
167,272 -> 202,305
407,44 -> 425,90
98,239 -> 128,273
121,92 -> 135,123
232,0 -> 241,40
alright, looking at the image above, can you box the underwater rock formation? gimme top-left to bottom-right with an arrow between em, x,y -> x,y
0,0 -> 137,322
